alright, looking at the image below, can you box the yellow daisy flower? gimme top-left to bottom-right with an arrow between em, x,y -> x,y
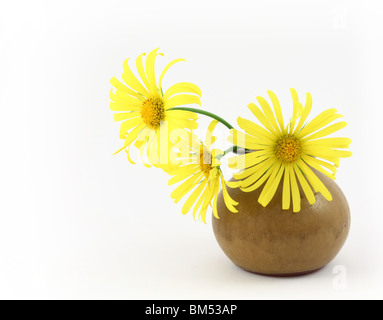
228,89 -> 352,213
168,121 -> 239,223
110,48 -> 202,166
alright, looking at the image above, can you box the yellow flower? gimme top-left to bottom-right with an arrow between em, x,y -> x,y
228,89 -> 352,213
168,121 -> 239,223
110,48 -> 201,166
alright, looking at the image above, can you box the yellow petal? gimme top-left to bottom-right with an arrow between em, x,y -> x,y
293,164 -> 316,205
293,92 -> 313,135
304,145 -> 352,160
282,166 -> 291,210
122,58 -> 150,97
119,117 -> 143,139
114,123 -> 146,154
289,88 -> 304,134
147,133 -> 161,166
198,193 -> 214,223
212,179 -> 221,219
302,155 -> 337,179
256,96 -> 280,134
241,164 -> 274,193
163,82 -> 202,100
335,150 -> 352,158
230,152 -> 273,174
136,52 -> 150,91
181,180 -> 207,215
168,164 -> 200,185
134,135 -> 152,168
167,109 -> 198,120
236,118 -> 276,143
228,153 -> 246,170
258,164 -> 284,207
225,179 -> 242,189
124,122 -> 146,145
228,129 -> 273,150
124,144 -> 135,164
205,120 -> 219,149
110,77 -> 143,101
303,148 -> 342,165
227,129 -> 246,149
171,172 -> 203,202
237,157 -> 275,187
113,112 -> 140,122
145,48 -> 163,95
247,103 -> 277,135
290,88 -> 299,103
165,114 -> 199,130
110,88 -> 142,105
302,122 -> 348,141
165,94 -> 201,109
267,90 -> 286,134
302,137 -> 351,149
289,165 -> 301,213
200,178 -> 221,223
110,101 -> 142,112
219,171 -> 238,213
298,159 -> 332,201
297,109 -> 341,139
193,183 -> 210,220
229,153 -> 267,176
158,58 -> 186,93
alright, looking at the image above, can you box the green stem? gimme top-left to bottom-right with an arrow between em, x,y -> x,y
222,146 -> 237,156
216,146 -> 235,160
217,146 -> 249,160
169,107 -> 250,158
168,107 -> 235,130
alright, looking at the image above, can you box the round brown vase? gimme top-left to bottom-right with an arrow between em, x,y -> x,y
212,171 -> 350,276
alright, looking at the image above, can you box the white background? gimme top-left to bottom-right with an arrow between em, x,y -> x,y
0,0 -> 382,300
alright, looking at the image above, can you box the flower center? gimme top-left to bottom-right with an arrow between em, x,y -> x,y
199,147 -> 212,178
274,135 -> 302,163
140,97 -> 165,129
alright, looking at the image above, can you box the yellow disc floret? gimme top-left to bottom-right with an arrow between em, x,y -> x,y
199,146 -> 212,179
140,96 -> 166,129
274,134 -> 302,163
